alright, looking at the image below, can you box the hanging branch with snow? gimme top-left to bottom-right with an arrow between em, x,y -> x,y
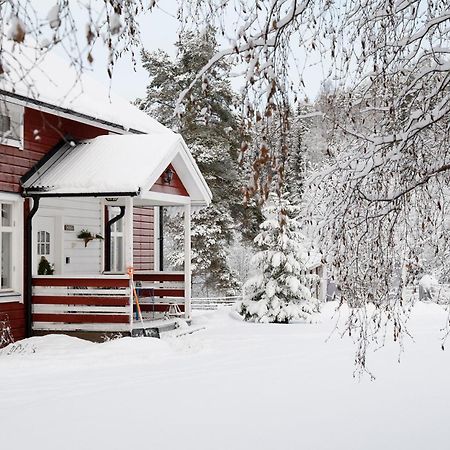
0,0 -> 153,92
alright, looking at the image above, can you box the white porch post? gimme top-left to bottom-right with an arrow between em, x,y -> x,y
124,196 -> 134,327
184,203 -> 191,320
124,196 -> 134,270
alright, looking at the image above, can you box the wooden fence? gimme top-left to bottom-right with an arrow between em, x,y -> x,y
191,296 -> 241,311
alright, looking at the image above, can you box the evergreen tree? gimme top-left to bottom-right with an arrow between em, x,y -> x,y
139,29 -> 260,294
287,103 -> 310,200
238,194 -> 317,323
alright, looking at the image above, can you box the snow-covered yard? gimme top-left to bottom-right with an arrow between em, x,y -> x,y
1,302 -> 449,450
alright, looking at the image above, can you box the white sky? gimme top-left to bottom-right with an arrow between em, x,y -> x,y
41,1 -> 327,105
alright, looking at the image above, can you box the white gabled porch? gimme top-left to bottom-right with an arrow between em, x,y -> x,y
21,134 -> 211,338
29,195 -> 192,337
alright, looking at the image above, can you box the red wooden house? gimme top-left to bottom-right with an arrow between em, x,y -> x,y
0,48 -> 211,343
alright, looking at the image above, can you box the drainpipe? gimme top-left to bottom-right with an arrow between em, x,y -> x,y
159,206 -> 164,271
104,206 -> 125,272
25,195 -> 40,338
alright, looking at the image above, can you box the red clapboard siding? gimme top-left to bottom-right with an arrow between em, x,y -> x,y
150,164 -> 189,196
0,301 -> 24,312
0,302 -> 25,347
0,107 -> 108,193
133,206 -> 154,271
32,296 -> 130,307
0,309 -> 24,320
0,107 -> 120,342
32,278 -> 129,288
33,313 -> 130,324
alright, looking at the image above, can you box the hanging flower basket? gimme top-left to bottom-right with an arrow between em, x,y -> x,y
77,229 -> 104,247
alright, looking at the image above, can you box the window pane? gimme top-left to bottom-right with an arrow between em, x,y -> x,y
10,115 -> 21,141
45,244 -> 50,255
1,232 -> 12,289
1,204 -> 12,227
0,114 -> 11,134
116,236 -> 124,272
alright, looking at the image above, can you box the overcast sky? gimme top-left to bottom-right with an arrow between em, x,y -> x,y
44,2 -> 327,105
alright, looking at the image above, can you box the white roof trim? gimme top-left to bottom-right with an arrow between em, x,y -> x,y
138,192 -> 191,206
22,134 -> 212,206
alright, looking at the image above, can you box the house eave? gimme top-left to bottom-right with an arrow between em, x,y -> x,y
21,190 -> 140,199
0,90 -> 145,135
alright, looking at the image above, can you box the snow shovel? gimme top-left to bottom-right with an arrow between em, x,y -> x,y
131,279 -> 145,327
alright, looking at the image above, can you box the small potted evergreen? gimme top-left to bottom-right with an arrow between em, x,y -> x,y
37,256 -> 54,275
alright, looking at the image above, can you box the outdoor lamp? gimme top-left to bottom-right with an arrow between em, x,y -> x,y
163,167 -> 174,184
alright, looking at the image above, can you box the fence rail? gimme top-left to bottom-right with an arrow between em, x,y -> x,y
191,296 -> 241,310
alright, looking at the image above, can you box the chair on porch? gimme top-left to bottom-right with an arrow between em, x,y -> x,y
134,281 -> 184,320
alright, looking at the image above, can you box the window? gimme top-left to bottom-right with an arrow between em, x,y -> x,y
1,204 -> 12,289
109,207 -> 124,273
0,100 -> 24,148
0,195 -> 23,300
37,231 -> 51,256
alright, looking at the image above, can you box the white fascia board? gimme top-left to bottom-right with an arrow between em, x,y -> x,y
174,139 -> 213,205
180,138 -> 213,201
139,191 -> 191,206
138,138 -> 182,193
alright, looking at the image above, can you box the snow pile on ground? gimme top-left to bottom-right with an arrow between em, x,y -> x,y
0,302 -> 449,450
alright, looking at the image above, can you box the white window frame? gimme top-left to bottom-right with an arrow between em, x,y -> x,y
0,100 -> 24,149
0,193 -> 23,303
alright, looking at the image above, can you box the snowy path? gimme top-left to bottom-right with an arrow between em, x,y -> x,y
0,302 -> 449,450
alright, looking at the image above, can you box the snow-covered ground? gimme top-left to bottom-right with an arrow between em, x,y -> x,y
1,302 -> 449,450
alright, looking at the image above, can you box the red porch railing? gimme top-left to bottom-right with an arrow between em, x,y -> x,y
32,275 -> 132,332
133,271 -> 186,318
31,272 -> 188,333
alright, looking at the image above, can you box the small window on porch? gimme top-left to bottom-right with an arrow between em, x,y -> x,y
37,231 -> 51,256
109,207 -> 124,273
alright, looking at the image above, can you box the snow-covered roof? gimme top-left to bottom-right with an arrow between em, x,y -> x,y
22,134 -> 212,206
0,44 -> 168,134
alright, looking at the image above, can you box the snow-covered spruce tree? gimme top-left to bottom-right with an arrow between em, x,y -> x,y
238,194 -> 317,323
138,29 -> 260,295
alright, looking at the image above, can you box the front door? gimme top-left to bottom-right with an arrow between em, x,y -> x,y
34,216 -> 56,275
